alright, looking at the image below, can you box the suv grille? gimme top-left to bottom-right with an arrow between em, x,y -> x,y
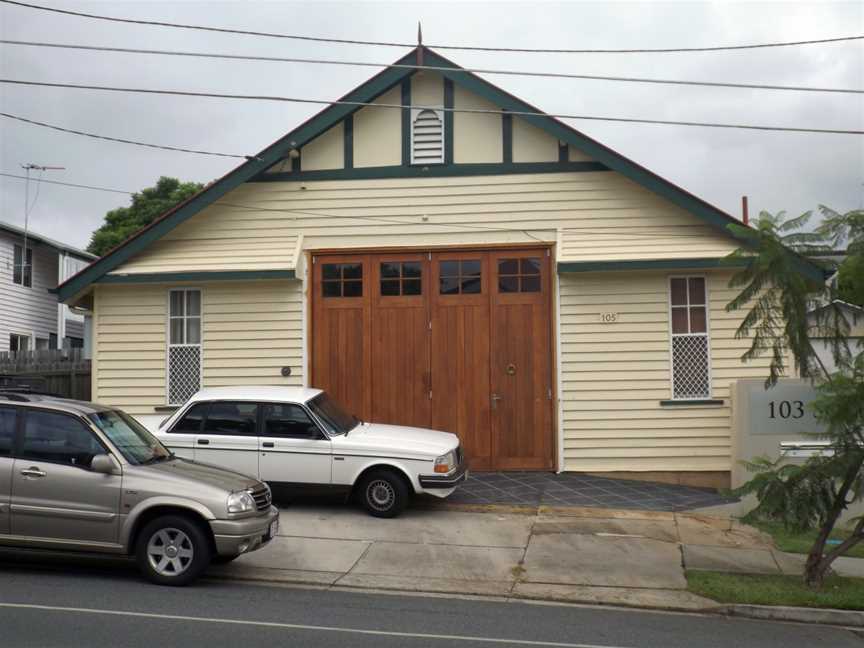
250,485 -> 272,512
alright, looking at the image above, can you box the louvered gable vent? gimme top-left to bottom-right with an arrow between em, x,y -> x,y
411,108 -> 444,164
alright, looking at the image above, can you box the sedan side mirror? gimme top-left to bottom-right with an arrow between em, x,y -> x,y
91,454 -> 120,475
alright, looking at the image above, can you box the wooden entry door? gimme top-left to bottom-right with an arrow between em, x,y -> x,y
489,250 -> 554,470
430,252 -> 493,470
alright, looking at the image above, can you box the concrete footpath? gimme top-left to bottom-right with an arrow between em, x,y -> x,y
210,502 -> 864,625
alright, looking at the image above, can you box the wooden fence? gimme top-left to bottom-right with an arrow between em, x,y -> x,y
0,348 -> 91,400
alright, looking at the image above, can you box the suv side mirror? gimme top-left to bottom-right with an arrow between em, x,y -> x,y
91,454 -> 120,475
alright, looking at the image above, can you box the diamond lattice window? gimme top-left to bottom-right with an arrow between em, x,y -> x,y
168,289 -> 202,405
669,277 -> 711,399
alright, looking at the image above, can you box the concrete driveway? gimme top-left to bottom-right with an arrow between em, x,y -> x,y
210,502 -> 860,611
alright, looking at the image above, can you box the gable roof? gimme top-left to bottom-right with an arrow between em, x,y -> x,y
56,46 -> 823,302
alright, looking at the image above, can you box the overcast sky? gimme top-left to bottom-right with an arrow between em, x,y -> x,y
1,0 -> 862,251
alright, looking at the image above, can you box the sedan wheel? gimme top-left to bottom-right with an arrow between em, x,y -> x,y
359,470 -> 409,518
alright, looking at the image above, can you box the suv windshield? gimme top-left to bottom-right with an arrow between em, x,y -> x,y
88,410 -> 173,465
307,393 -> 359,436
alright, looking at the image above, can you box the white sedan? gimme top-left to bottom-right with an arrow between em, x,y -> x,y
153,386 -> 466,517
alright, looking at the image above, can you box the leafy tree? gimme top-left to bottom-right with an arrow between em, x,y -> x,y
726,206 -> 864,588
87,177 -> 203,256
837,254 -> 864,306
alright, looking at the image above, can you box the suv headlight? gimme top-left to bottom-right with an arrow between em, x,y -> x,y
434,450 -> 456,474
227,490 -> 256,514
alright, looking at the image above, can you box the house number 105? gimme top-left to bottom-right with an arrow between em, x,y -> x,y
600,312 -> 618,323
769,400 -> 805,419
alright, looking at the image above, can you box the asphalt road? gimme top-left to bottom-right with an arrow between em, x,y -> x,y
0,551 -> 860,648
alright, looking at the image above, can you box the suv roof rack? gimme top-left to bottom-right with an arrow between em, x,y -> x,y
0,392 -> 38,402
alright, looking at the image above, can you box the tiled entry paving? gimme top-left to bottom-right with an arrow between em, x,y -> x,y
442,472 -> 736,511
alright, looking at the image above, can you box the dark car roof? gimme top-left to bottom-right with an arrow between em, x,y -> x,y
0,392 -> 108,416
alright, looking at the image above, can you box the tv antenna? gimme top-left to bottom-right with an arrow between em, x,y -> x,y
19,163 -> 64,275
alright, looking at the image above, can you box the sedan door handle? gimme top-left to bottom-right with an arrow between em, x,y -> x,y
20,467 -> 46,478
197,439 -> 210,445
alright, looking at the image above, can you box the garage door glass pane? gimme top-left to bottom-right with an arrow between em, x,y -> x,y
322,263 -> 364,298
343,281 -> 363,297
521,276 -> 541,292
381,280 -> 400,296
380,262 -> 400,279
403,279 -> 421,295
402,262 -> 421,278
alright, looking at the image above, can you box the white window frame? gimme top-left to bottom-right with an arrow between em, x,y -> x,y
410,107 -> 445,165
668,275 -> 713,400
9,332 -> 33,352
166,288 -> 203,406
12,244 -> 33,288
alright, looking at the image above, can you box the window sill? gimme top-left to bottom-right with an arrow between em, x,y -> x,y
154,405 -> 179,413
659,399 -> 724,407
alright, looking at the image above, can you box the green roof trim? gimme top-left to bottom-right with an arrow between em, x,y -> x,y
557,256 -> 824,282
56,45 -> 823,303
97,269 -> 296,284
254,161 -> 608,182
557,258 -> 749,273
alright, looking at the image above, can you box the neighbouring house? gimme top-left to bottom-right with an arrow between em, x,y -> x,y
1,220 -> 95,352
808,300 -> 864,374
57,47 -> 823,487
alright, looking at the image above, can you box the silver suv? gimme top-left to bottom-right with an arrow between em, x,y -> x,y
0,393 -> 279,586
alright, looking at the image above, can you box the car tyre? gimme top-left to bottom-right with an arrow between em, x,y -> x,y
135,515 -> 212,586
358,469 -> 409,518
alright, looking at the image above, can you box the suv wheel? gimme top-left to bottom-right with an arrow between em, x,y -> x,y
358,469 -> 409,518
135,515 -> 212,586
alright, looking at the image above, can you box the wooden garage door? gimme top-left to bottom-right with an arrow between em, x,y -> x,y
311,248 -> 553,471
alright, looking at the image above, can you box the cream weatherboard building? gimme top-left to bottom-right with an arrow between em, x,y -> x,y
57,47 -> 821,487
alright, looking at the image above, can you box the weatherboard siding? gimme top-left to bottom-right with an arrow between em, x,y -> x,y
108,171 -> 743,275
0,231 -> 60,346
92,281 -> 303,414
108,204 -> 301,275
559,269 -> 771,473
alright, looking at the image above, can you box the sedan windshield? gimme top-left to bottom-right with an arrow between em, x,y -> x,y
307,392 -> 359,436
88,410 -> 173,466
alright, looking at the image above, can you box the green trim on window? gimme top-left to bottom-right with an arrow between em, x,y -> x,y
443,77 -> 454,165
255,161 -> 608,182
659,399 -> 724,407
97,270 -> 296,284
401,78 -> 411,166
502,112 -> 513,164
344,114 -> 354,169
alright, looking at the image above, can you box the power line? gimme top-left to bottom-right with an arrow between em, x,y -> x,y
2,0 -> 861,54
3,39 -> 861,95
0,172 -> 133,194
0,112 -> 258,159
2,78 -> 861,135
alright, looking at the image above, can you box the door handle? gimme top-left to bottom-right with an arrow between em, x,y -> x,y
197,439 -> 210,445
262,442 -> 274,448
491,393 -> 502,409
20,467 -> 46,478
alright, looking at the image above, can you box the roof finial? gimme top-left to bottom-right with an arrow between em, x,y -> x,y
417,22 -> 424,67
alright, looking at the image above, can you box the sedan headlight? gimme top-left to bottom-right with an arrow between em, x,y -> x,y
227,490 -> 256,514
434,450 -> 456,474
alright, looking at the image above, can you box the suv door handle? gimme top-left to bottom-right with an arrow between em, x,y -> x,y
197,438 -> 210,445
262,442 -> 274,448
20,467 -> 46,478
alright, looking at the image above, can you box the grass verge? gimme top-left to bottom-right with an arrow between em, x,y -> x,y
746,518 -> 864,559
686,570 -> 864,610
